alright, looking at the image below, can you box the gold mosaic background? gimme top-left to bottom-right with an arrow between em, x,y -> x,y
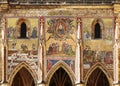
7,17 -> 39,50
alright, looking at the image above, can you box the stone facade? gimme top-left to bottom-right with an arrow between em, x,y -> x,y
0,1 -> 120,86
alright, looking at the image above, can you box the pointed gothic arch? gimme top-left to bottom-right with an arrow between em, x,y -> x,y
91,18 -> 104,39
9,62 -> 37,86
46,61 -> 75,86
84,63 -> 112,86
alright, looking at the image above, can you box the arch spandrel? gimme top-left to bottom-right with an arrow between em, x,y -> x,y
8,62 -> 37,86
46,61 -> 75,86
84,63 -> 113,86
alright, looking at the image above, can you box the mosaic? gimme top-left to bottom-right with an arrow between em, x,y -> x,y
45,17 -> 76,57
6,17 -> 39,51
82,18 -> 114,69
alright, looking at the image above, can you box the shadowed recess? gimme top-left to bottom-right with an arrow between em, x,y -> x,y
86,68 -> 109,86
12,67 -> 35,86
49,67 -> 73,86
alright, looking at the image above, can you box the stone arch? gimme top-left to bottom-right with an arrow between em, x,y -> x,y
91,18 -> 104,39
16,18 -> 31,38
84,63 -> 112,86
8,62 -> 37,86
46,61 -> 75,86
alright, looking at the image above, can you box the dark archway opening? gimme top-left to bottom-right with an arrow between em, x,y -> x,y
49,67 -> 73,86
94,23 -> 101,39
86,68 -> 109,86
12,67 -> 35,86
20,22 -> 27,38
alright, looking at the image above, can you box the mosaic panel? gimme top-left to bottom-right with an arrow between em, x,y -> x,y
6,17 -> 39,78
45,17 -> 76,58
82,18 -> 114,69
6,17 -> 39,51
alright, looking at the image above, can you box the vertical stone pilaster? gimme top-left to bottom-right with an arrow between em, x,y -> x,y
75,17 -> 84,85
38,16 -> 46,85
0,14 -> 8,86
113,3 -> 120,85
0,14 -> 3,84
113,16 -> 120,86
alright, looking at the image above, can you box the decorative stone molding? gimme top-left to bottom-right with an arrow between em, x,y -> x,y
4,7 -> 114,17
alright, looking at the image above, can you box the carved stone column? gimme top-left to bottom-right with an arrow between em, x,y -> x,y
37,16 -> 46,86
75,17 -> 84,86
0,15 -> 9,86
113,17 -> 120,86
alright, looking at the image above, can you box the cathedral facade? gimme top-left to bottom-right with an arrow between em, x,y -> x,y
0,0 -> 120,86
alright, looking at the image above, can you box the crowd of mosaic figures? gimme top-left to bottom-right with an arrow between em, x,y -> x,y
47,42 -> 75,56
83,45 -> 113,64
7,27 -> 37,39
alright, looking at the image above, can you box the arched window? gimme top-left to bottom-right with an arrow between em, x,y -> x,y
20,22 -> 27,38
94,23 -> 101,39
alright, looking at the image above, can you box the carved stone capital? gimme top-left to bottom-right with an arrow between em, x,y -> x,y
37,81 -> 46,86
113,81 -> 120,86
0,81 -> 9,86
75,81 -> 85,86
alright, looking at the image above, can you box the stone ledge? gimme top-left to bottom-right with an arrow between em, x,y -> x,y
114,4 -> 120,13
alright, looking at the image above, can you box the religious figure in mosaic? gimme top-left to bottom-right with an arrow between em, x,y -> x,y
31,27 -> 37,38
83,45 -> 113,68
7,27 -> 17,39
32,43 -> 36,50
62,42 -> 74,56
47,42 -> 59,55
12,42 -> 16,49
47,42 -> 74,56
21,44 -> 28,52
46,18 -> 76,57
47,18 -> 75,41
